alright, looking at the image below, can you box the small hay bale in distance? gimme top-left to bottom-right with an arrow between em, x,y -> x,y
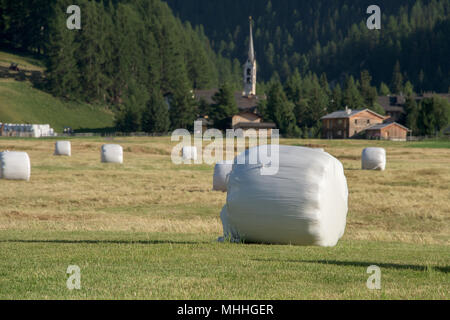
0,151 -> 31,181
220,145 -> 348,247
101,144 -> 123,164
54,141 -> 71,156
213,160 -> 233,192
362,147 -> 386,171
182,146 -> 198,161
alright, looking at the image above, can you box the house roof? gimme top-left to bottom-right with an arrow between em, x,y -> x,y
321,109 -> 386,120
365,122 -> 410,132
194,89 -> 263,111
378,94 -> 450,114
321,109 -> 364,119
420,93 -> 450,100
234,122 -> 277,129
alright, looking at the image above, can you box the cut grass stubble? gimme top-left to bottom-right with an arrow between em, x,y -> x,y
0,137 -> 448,299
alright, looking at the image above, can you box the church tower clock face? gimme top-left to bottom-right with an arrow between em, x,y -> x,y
243,17 -> 257,97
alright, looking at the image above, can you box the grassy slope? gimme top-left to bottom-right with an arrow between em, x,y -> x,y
0,137 -> 448,299
0,51 -> 114,133
0,51 -> 45,71
0,79 -> 114,133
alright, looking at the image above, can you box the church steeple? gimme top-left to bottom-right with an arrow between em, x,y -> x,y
243,16 -> 257,97
248,16 -> 255,63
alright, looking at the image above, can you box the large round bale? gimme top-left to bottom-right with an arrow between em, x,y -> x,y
213,161 -> 233,192
362,147 -> 386,171
0,151 -> 31,181
54,141 -> 71,156
220,145 -> 348,247
182,146 -> 198,161
101,144 -> 123,164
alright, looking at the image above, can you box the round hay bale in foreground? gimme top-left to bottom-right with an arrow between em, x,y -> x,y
182,146 -> 197,161
213,160 -> 233,192
220,145 -> 348,247
0,151 -> 31,181
101,144 -> 123,164
54,141 -> 71,156
362,147 -> 386,171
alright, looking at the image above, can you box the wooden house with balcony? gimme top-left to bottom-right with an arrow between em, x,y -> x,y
321,108 -> 410,141
321,108 -> 387,139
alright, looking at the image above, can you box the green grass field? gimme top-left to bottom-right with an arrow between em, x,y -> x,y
0,79 -> 114,132
0,50 -> 114,132
0,137 -> 448,300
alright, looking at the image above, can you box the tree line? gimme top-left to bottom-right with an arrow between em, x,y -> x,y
198,68 -> 449,138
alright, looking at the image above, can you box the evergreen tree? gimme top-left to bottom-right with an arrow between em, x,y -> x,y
404,81 -> 415,96
319,73 -> 331,97
379,82 -> 390,96
360,70 -> 377,107
418,96 -> 450,136
329,84 -> 343,112
45,5 -> 80,99
115,106 -> 141,132
183,21 -> 218,89
404,97 -> 419,134
390,61 -> 404,94
198,98 -> 211,118
307,85 -> 328,126
115,80 -> 148,132
343,75 -> 364,109
74,1 -> 97,101
209,82 -> 238,130
141,90 -> 171,133
169,82 -> 198,130
293,98 -> 309,127
0,0 -> 5,47
284,69 -> 302,103
266,81 -> 299,137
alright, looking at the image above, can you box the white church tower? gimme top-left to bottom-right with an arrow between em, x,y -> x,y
243,16 -> 257,97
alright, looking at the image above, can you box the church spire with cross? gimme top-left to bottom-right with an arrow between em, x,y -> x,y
243,16 -> 257,97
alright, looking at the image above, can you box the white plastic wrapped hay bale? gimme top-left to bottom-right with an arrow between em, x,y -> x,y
0,151 -> 31,181
101,144 -> 123,164
213,160 -> 233,192
362,147 -> 386,171
31,125 -> 40,138
220,145 -> 348,247
182,146 -> 197,161
54,141 -> 71,156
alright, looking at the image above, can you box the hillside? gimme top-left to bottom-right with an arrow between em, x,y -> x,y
0,0 -> 241,132
1,1 -> 448,136
167,0 -> 450,92
0,51 -> 114,133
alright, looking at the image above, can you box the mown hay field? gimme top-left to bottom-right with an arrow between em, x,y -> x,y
0,137 -> 448,299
